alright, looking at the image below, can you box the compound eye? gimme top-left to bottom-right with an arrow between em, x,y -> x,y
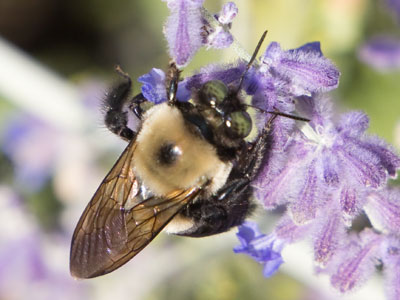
225,111 -> 252,138
199,80 -> 228,107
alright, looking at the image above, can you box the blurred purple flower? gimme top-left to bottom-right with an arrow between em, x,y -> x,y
234,221 -> 284,277
358,36 -> 400,72
1,115 -> 62,191
386,0 -> 400,22
0,186 -> 87,300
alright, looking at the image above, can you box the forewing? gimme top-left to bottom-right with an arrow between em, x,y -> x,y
70,140 -> 200,278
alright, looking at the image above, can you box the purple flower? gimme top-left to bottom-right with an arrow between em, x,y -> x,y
138,68 -> 168,104
312,210 -> 346,267
234,221 -> 284,277
253,98 -> 400,225
162,0 -> 239,66
273,214 -> 313,243
255,41 -> 340,98
386,0 -> 400,22
380,236 -> 400,300
163,0 -> 204,67
206,27 -> 234,50
137,5 -> 400,295
137,62 -> 247,104
358,35 -> 400,72
0,186 -> 87,300
365,189 -> 400,234
184,61 -> 246,90
138,68 -> 191,103
329,229 -> 383,293
217,2 -> 238,24
1,115 -> 61,191
248,42 -> 340,141
205,2 -> 237,49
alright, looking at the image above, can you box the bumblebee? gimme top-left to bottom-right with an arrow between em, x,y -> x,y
70,32 -> 305,278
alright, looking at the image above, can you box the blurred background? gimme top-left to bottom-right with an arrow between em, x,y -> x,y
0,0 -> 399,299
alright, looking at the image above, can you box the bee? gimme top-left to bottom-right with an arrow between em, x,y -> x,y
70,31 -> 307,278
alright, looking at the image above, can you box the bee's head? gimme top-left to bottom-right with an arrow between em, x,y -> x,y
196,79 -> 252,140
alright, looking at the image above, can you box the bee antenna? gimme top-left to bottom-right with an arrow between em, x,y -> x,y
236,30 -> 268,94
245,104 -> 310,122
114,65 -> 131,83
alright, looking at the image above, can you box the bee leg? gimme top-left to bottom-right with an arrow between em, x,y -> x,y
103,65 -> 136,141
177,116 -> 277,237
238,114 -> 277,181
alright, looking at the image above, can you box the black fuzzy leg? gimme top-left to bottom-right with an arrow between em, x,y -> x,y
103,66 -> 136,141
177,116 -> 277,237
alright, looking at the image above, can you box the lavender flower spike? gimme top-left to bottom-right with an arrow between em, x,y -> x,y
234,221 -> 284,277
163,0 -> 204,67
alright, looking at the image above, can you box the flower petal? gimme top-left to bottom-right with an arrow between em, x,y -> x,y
138,68 -> 191,103
234,221 -> 285,277
261,42 -> 340,96
138,68 -> 167,104
337,136 -> 388,188
206,27 -> 234,49
365,189 -> 400,234
184,62 -> 246,90
337,111 -> 369,137
163,0 -> 205,67
380,236 -> 400,300
313,211 -> 345,267
362,135 -> 400,178
330,229 -> 382,293
218,2 -> 238,24
289,159 -> 321,224
338,186 -> 366,225
274,214 -> 313,243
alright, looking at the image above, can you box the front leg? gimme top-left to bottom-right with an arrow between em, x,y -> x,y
103,66 -> 152,141
103,66 -> 135,141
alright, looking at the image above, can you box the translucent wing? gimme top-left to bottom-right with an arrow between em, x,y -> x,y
70,140 -> 200,278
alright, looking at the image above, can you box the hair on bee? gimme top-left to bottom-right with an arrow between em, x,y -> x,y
70,31 -> 307,279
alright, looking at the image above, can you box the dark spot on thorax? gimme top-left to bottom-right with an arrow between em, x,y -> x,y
157,142 -> 182,165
